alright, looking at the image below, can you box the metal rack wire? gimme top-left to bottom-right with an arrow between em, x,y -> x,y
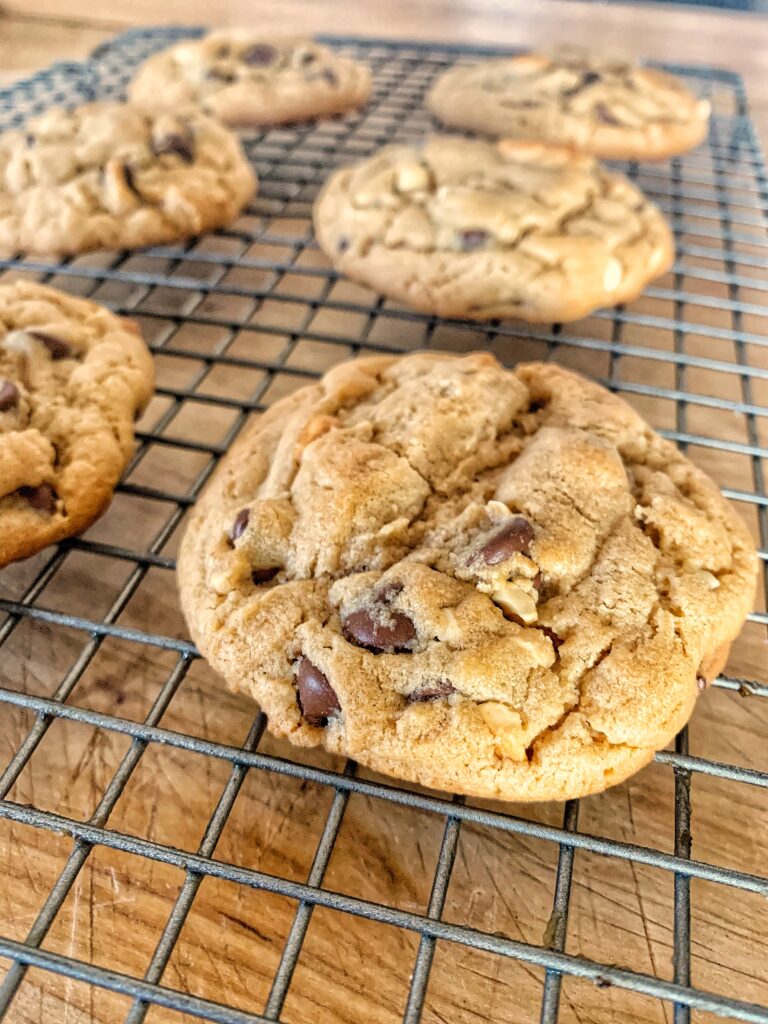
0,26 -> 766,1024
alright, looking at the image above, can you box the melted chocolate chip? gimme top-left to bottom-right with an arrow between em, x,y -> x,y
29,331 -> 71,360
207,67 -> 237,83
153,129 -> 194,163
296,656 -> 340,726
460,229 -> 488,251
407,680 -> 456,702
563,70 -> 601,98
0,380 -> 19,411
479,516 -> 535,564
343,607 -> 416,653
537,626 -> 563,652
252,566 -> 279,584
229,508 -> 250,544
376,581 -> 404,603
128,164 -> 145,197
242,43 -> 278,66
20,483 -> 57,514
595,103 -> 621,126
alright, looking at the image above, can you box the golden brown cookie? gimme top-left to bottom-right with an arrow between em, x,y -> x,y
178,352 -> 757,802
129,33 -> 371,127
313,136 -> 673,323
0,282 -> 154,566
427,48 -> 710,160
0,102 -> 256,257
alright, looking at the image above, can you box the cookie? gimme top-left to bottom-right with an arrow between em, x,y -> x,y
313,136 -> 673,323
128,33 -> 371,127
427,48 -> 710,160
0,281 -> 154,566
0,102 -> 256,258
178,352 -> 757,803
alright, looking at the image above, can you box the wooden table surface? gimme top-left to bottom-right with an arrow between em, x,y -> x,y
0,3 -> 767,1024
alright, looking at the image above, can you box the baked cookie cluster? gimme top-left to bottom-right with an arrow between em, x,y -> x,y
310,45 -> 709,322
178,353 -> 757,801
2,34 -> 753,804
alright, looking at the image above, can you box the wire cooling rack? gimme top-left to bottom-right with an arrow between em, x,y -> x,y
0,26 -> 766,1024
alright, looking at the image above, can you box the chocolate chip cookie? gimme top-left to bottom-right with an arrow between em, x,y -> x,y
0,281 -> 154,566
427,48 -> 710,160
0,102 -> 256,257
313,136 -> 673,323
129,33 -> 371,127
178,352 -> 757,802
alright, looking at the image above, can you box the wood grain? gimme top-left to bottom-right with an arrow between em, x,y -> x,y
0,4 -> 767,1024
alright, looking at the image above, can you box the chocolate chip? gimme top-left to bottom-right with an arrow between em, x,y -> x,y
563,70 -> 601,98
229,508 -> 250,544
122,163 -> 142,197
321,68 -> 338,87
595,103 -> 621,126
252,566 -> 279,584
479,516 -> 535,564
29,331 -> 71,360
537,626 -> 563,652
407,680 -> 456,702
0,380 -> 19,411
207,67 -> 236,83
296,656 -> 340,726
20,483 -> 57,514
460,229 -> 488,251
153,129 -> 194,163
343,607 -> 417,653
241,43 -> 278,67
376,581 -> 404,602
532,572 -> 543,592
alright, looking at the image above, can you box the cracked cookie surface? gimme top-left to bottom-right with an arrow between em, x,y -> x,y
178,352 -> 757,802
427,49 -> 711,160
0,102 -> 256,257
129,33 -> 371,127
0,281 -> 154,566
313,136 -> 673,323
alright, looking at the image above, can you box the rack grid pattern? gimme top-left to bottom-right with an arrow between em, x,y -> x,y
0,26 -> 767,1024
